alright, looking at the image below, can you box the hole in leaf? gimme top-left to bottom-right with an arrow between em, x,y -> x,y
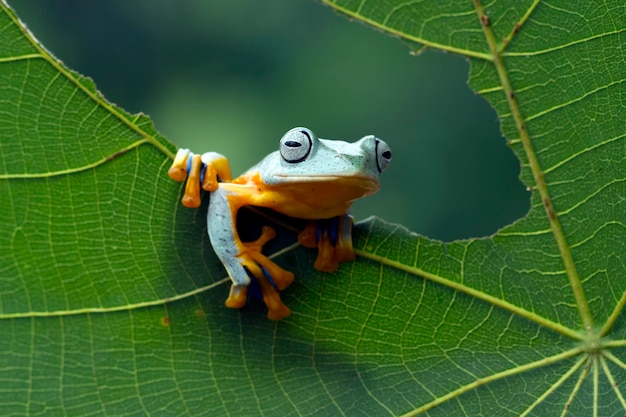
14,0 -> 529,241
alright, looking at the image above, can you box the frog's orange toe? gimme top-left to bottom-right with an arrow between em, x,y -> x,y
313,236 -> 340,272
168,148 -> 190,182
300,216 -> 356,273
239,226 -> 295,290
266,301 -> 291,320
232,228 -> 296,319
225,285 -> 248,309
182,154 -> 203,208
201,164 -> 218,192
298,221 -> 318,249
261,281 -> 291,320
333,244 -> 356,264
182,194 -> 201,208
242,262 -> 293,320
253,256 -> 294,291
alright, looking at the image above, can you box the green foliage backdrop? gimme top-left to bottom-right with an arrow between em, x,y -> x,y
8,0 -> 529,241
1,1 -> 626,416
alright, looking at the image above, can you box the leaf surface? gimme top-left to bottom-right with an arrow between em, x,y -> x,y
1,0 -> 626,416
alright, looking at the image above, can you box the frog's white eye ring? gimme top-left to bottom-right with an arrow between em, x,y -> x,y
375,138 -> 392,173
280,127 -> 313,163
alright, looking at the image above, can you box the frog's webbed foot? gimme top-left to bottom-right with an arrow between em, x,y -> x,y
298,214 -> 355,272
226,226 -> 295,320
167,149 -> 232,208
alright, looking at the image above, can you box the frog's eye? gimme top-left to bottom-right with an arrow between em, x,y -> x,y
375,138 -> 392,173
280,128 -> 313,163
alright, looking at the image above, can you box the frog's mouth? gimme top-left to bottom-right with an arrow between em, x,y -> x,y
276,174 -> 380,195
262,175 -> 381,219
226,172 -> 381,219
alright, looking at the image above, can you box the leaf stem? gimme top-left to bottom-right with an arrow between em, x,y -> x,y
473,0 -> 594,336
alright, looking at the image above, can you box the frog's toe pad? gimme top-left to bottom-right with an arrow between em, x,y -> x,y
314,257 -> 340,273
266,301 -> 291,320
299,216 -> 356,273
236,260 -> 294,320
332,242 -> 356,264
260,261 -> 294,291
225,285 -> 248,309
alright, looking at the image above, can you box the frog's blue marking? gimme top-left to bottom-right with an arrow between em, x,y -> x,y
185,152 -> 207,184
260,264 -> 279,291
243,263 -> 279,301
243,266 -> 262,300
315,222 -> 322,244
315,217 -> 340,246
186,152 -> 193,172
329,216 -> 339,246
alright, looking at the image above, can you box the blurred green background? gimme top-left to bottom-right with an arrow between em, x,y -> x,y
10,0 -> 528,241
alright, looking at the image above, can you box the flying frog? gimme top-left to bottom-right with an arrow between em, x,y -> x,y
168,127 -> 391,320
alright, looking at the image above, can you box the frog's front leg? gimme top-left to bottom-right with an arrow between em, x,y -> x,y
208,187 -> 294,320
168,149 -> 233,208
298,213 -> 356,272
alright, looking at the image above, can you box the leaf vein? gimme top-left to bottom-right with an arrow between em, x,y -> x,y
504,26 -> 626,57
356,248 -> 583,340
0,53 -> 42,63
526,78 -> 626,122
0,139 -> 148,179
321,0 -> 493,61
543,132 -> 626,175
399,347 -> 583,417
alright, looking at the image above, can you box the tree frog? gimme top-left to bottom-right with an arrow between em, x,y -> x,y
168,127 -> 391,320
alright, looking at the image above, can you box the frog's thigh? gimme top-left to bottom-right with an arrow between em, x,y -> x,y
207,188 -> 250,287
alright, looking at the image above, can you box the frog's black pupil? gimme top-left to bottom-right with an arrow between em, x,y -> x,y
285,141 -> 302,148
382,150 -> 392,159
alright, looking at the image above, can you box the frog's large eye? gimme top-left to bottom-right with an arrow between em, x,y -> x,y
375,138 -> 392,173
280,127 -> 313,163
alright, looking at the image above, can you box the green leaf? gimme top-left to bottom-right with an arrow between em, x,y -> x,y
1,1 -> 625,416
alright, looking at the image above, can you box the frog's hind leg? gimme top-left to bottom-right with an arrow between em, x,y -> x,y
298,213 -> 356,272
241,227 -> 294,291
237,226 -> 294,320
208,189 -> 293,320
221,226 -> 294,320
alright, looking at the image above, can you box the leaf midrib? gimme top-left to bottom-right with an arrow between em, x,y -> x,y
321,0 -> 597,339
472,0 -> 593,336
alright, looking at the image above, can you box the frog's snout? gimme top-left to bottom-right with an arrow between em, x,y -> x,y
356,135 -> 392,174
374,137 -> 392,173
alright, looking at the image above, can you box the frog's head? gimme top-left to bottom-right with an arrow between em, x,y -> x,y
258,127 -> 391,212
